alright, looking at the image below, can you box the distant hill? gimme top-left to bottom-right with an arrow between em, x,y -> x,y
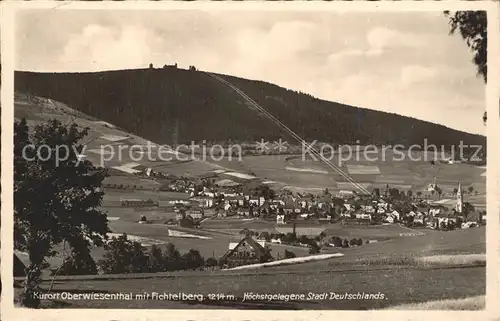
15,68 -> 486,150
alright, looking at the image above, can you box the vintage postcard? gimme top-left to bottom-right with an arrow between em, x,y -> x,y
1,1 -> 499,320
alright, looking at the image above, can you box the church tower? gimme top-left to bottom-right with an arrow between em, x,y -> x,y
455,182 -> 463,214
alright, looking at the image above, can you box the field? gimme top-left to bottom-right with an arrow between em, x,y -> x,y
19,264 -> 485,309
15,93 -> 486,205
213,153 -> 486,197
13,93 -> 487,310
15,224 -> 486,309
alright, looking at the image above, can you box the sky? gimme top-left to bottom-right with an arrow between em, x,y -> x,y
15,9 -> 486,135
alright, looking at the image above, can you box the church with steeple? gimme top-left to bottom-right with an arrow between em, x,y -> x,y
455,182 -> 463,214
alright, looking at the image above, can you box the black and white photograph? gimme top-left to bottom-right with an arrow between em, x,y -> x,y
3,1 -> 498,312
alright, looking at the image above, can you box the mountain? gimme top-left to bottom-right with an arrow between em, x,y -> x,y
14,68 -> 486,150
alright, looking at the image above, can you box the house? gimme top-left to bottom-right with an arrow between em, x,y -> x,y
219,236 -> 273,268
359,213 -> 372,224
436,216 -> 458,227
270,237 -> 282,244
259,201 -> 272,214
225,195 -> 245,207
168,200 -> 190,206
190,196 -> 214,208
391,210 -> 401,220
198,172 -> 219,184
383,215 -> 395,224
248,196 -> 265,206
337,190 -> 355,199
414,213 -> 425,225
273,200 -> 286,206
228,239 -> 266,250
284,199 -> 300,213
377,202 -> 389,211
356,213 -> 372,221
429,207 -> 442,216
461,221 -> 478,229
202,191 -> 216,198
237,207 -> 252,217
121,198 -> 159,207
361,205 -> 375,213
187,207 -> 204,220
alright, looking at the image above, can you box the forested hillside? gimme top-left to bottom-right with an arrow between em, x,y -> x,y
15,68 -> 486,149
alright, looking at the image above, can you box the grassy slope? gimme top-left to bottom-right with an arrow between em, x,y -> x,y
22,266 -> 484,309
14,227 -> 485,309
15,69 -> 486,149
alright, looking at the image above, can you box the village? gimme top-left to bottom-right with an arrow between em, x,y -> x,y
120,166 -> 486,235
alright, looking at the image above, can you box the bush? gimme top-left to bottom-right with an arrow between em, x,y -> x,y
331,236 -> 343,248
181,249 -> 205,270
299,235 -> 309,245
356,238 -> 363,246
162,243 -> 182,271
342,239 -> 350,248
309,243 -> 321,254
147,245 -> 165,273
285,232 -> 297,243
349,238 -> 358,246
259,231 -> 271,241
52,250 -> 98,276
205,257 -> 218,267
284,249 -> 296,259
98,233 -> 149,274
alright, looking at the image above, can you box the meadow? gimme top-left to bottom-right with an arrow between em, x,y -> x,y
23,264 -> 484,309
13,93 -> 487,310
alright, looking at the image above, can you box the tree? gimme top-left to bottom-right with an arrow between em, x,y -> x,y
331,236 -> 343,248
342,239 -> 350,248
14,118 -> 109,308
163,243 -> 182,271
259,231 -> 271,242
435,186 -> 443,199
298,235 -> 309,245
445,11 -> 487,123
309,243 -> 321,255
206,257 -> 218,268
463,202 -> 476,219
285,232 -> 297,243
148,245 -> 165,273
261,246 -> 273,263
284,249 -> 296,259
51,245 -> 98,277
182,249 -> 205,270
98,233 -> 148,274
468,186 -> 474,194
